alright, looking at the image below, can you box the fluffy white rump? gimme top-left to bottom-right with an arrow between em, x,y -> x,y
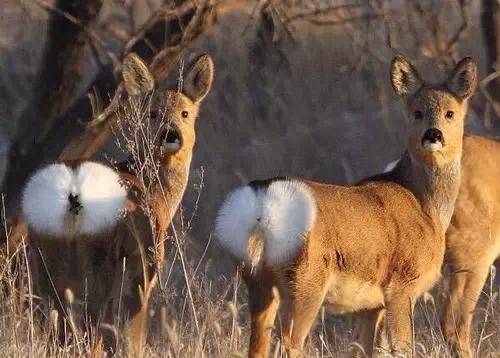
384,159 -> 399,173
22,162 -> 127,237
215,180 -> 316,267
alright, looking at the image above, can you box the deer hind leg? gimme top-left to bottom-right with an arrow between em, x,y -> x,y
246,271 -> 280,358
441,265 -> 490,358
384,293 -> 414,357
280,283 -> 327,358
351,307 -> 385,358
124,303 -> 149,357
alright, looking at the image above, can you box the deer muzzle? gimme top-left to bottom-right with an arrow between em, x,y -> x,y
160,126 -> 182,154
421,128 -> 444,152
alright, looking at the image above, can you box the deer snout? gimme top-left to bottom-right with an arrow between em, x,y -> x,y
421,128 -> 444,152
160,127 -> 182,154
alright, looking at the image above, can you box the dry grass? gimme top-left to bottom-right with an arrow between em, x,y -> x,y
1,0 -> 500,357
2,218 -> 500,357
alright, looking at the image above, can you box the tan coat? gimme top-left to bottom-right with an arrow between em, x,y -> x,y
441,134 -> 500,357
216,56 -> 478,357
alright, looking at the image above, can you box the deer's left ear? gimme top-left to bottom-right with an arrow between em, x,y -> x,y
447,57 -> 478,99
182,54 -> 214,102
391,55 -> 423,98
122,53 -> 155,97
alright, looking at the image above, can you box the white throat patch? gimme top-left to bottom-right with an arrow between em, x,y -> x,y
423,141 -> 443,152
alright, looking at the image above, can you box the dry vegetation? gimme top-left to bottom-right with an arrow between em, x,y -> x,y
1,0 -> 500,357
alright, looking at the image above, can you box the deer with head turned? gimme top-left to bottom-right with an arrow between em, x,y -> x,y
215,56 -> 477,357
21,52 -> 214,355
384,133 -> 500,357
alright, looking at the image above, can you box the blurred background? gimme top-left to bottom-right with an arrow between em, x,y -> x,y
1,1 -> 498,241
1,1 -> 499,355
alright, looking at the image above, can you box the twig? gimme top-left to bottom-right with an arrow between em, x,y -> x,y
283,3 -> 367,26
123,1 -> 197,55
479,71 -> 500,118
310,13 -> 385,27
443,0 -> 468,55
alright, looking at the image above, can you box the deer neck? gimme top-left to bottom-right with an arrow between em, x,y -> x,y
396,150 -> 461,234
152,155 -> 191,226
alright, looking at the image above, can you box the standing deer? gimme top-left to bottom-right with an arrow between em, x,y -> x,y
20,52 -> 214,354
383,134 -> 500,357
215,56 -> 477,357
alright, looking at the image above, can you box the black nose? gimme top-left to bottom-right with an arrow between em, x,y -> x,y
160,128 -> 180,144
422,128 -> 444,144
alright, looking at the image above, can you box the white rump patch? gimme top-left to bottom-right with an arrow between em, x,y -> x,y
215,180 -> 316,267
22,162 -> 127,237
384,159 -> 399,173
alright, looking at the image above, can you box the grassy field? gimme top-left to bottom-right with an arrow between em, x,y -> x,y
1,0 -> 500,357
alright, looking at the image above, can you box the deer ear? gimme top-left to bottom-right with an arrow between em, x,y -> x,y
390,55 -> 423,98
122,53 -> 155,97
447,57 -> 477,99
182,54 -> 214,102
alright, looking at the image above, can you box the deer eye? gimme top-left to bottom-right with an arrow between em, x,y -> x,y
181,111 -> 189,118
445,110 -> 454,119
150,110 -> 158,119
414,110 -> 423,120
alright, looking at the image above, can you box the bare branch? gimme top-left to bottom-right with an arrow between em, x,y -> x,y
283,3 -> 367,26
443,0 -> 468,56
309,13 -> 384,27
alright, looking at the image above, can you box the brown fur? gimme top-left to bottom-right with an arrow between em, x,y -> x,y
235,56 -> 477,357
441,134 -> 500,357
25,53 -> 214,355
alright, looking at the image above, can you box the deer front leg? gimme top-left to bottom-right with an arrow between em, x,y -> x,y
245,270 -> 280,358
351,307 -> 385,358
441,265 -> 490,358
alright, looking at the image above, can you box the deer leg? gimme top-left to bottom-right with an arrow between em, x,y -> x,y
441,265 -> 490,358
246,271 -> 280,358
351,307 -> 385,358
280,283 -> 326,358
124,302 -> 149,357
384,293 -> 414,357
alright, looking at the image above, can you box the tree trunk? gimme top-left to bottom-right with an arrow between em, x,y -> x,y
3,0 -> 103,207
481,0 -> 500,126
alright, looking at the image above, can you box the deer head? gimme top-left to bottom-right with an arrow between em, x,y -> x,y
391,56 -> 477,167
121,53 -> 214,170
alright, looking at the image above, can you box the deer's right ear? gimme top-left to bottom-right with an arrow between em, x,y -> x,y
182,54 -> 214,102
390,55 -> 423,98
122,53 -> 155,97
446,57 -> 477,100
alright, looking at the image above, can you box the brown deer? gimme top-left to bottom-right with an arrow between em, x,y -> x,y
20,52 -> 214,354
383,134 -> 500,357
215,56 -> 477,357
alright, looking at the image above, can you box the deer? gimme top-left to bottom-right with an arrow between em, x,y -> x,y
20,51 -> 214,355
382,134 -> 500,357
214,55 -> 477,357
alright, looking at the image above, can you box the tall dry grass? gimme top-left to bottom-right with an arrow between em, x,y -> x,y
2,209 -> 500,357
